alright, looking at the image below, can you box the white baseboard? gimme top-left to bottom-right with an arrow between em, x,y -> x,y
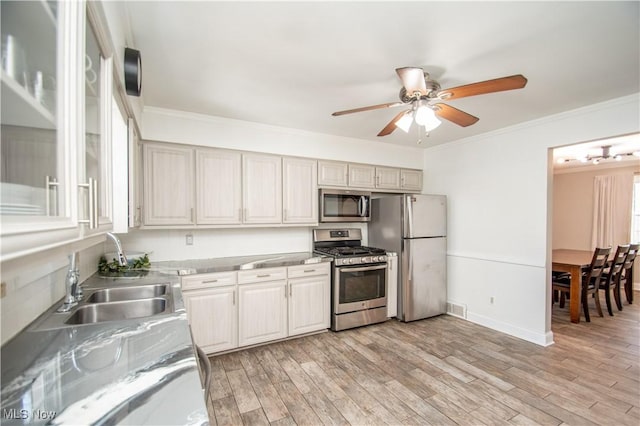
466,311 -> 554,347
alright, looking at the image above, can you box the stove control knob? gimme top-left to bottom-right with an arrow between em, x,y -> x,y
363,256 -> 371,263
371,256 -> 378,262
349,258 -> 356,264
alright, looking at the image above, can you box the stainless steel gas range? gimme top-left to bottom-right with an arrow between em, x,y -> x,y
313,228 -> 388,331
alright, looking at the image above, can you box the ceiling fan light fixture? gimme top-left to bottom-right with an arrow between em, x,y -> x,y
414,103 -> 441,131
395,111 -> 414,133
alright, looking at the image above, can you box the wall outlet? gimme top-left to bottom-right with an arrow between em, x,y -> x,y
185,234 -> 194,246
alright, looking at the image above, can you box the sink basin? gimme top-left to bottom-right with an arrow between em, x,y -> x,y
64,298 -> 168,325
86,284 -> 168,303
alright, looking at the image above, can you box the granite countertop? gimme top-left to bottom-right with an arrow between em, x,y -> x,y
0,272 -> 208,425
150,251 -> 332,276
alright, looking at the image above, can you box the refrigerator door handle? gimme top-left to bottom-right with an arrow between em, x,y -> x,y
406,195 -> 414,238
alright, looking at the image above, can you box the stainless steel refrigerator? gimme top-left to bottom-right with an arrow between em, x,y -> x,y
369,194 -> 447,322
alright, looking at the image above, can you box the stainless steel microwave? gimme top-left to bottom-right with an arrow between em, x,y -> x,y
320,189 -> 371,222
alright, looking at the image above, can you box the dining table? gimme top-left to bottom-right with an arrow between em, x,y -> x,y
552,249 -> 597,323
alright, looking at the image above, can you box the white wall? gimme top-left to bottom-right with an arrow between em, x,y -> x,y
422,94 -> 640,346
141,107 -> 423,169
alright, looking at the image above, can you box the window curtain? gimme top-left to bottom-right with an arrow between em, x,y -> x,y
591,174 -> 633,248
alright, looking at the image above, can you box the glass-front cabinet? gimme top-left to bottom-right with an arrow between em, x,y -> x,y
1,1 -> 114,261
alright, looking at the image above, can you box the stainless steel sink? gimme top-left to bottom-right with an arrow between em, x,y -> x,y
64,298 -> 169,325
86,284 -> 168,303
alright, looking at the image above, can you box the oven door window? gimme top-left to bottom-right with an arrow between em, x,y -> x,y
338,265 -> 386,304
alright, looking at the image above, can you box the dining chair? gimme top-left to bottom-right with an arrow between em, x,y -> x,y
552,247 -> 611,322
618,243 -> 639,305
599,244 -> 629,316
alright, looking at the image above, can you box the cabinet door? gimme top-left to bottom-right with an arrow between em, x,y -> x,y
401,169 -> 423,192
375,167 -> 401,190
288,274 -> 330,336
196,149 -> 242,224
348,164 -> 376,188
242,153 -> 282,224
238,280 -> 287,346
81,16 -> 114,234
183,287 -> 238,354
0,1 -> 82,258
143,143 -> 194,225
318,161 -> 348,187
283,157 -> 317,224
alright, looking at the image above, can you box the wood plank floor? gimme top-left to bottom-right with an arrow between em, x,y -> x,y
205,291 -> 639,425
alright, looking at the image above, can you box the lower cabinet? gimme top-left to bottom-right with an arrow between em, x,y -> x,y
289,274 -> 330,336
183,286 -> 238,353
238,280 -> 288,347
182,262 -> 331,354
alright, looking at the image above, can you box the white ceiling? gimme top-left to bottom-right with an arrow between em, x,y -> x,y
124,1 -> 640,149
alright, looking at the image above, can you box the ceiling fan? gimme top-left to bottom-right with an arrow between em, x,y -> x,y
332,67 -> 528,137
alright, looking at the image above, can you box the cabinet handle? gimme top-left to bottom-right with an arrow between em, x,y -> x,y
190,207 -> 194,223
202,279 -> 218,284
257,274 -> 271,278
78,178 -> 98,229
289,283 -> 292,297
303,269 -> 315,273
283,208 -> 287,221
45,175 -> 59,216
243,208 -> 247,222
232,290 -> 235,305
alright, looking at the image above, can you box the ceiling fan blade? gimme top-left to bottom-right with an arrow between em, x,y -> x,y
437,74 -> 528,100
377,110 -> 409,137
433,103 -> 479,127
396,67 -> 427,96
332,102 -> 403,116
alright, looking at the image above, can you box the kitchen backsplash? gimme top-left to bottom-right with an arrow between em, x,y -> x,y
118,224 -> 368,262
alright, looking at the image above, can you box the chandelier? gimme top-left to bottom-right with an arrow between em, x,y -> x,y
556,145 -> 640,165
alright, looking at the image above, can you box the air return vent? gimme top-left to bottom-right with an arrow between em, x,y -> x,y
446,302 -> 467,319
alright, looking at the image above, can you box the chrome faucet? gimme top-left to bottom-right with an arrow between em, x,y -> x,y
57,252 -> 80,313
106,232 -> 128,267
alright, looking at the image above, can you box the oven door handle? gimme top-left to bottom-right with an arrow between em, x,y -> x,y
196,344 -> 211,402
338,264 -> 387,273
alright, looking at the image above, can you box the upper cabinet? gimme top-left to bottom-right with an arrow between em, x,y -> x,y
318,161 -> 422,193
143,143 -> 195,226
400,169 -> 423,191
1,1 -> 115,261
81,13 -> 113,234
349,164 -> 376,188
242,153 -> 282,224
283,157 -> 317,224
375,167 -> 401,190
141,144 -> 318,228
196,148 -> 242,225
318,160 -> 348,187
